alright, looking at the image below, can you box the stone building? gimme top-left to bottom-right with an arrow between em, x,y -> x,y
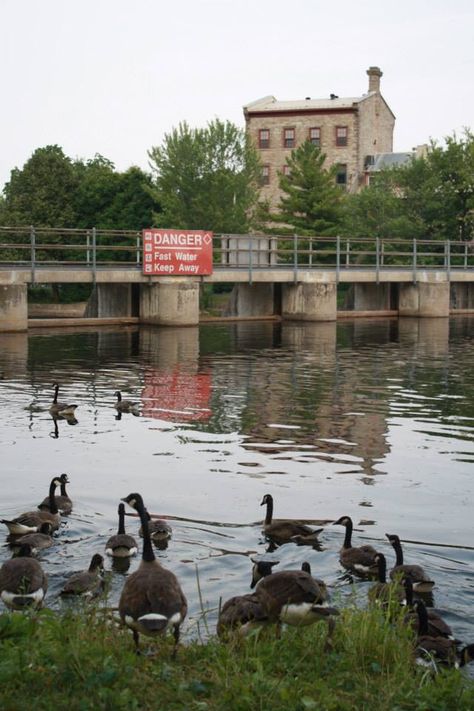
244,66 -> 395,206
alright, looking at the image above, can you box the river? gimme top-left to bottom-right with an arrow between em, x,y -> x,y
0,317 -> 473,647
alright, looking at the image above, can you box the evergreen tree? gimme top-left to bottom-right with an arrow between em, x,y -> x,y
268,141 -> 345,236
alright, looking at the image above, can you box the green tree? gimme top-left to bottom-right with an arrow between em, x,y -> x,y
267,141 -> 345,236
2,145 -> 79,226
148,119 -> 261,232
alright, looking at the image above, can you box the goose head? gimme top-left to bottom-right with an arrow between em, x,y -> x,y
250,559 -> 279,588
333,516 -> 352,527
260,494 -> 273,507
121,492 -> 143,511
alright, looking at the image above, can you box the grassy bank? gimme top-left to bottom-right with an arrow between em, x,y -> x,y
1,604 -> 473,711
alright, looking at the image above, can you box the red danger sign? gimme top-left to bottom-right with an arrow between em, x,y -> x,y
142,229 -> 213,276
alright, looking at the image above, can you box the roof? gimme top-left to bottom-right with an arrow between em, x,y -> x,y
244,93 -> 373,114
367,152 -> 413,171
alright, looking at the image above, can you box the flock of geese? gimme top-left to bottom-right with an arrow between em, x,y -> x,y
0,384 -> 472,669
0,472 -> 473,670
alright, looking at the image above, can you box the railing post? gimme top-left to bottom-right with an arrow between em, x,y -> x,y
346,239 -> 350,267
412,238 -> 417,284
30,225 -> 36,284
446,239 -> 451,281
375,236 -> 380,285
248,234 -> 253,285
293,233 -> 298,283
86,230 -> 91,265
465,241 -> 468,269
136,232 -> 141,265
381,240 -> 385,267
309,236 -> 313,267
92,226 -> 97,284
336,235 -> 340,284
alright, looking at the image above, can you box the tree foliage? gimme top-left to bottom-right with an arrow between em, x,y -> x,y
1,147 -> 157,230
148,119 -> 261,232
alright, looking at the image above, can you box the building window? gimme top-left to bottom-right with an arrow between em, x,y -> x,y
336,126 -> 348,146
281,164 -> 291,176
258,128 -> 270,149
336,164 -> 347,186
283,127 -> 295,148
309,127 -> 321,147
261,164 -> 270,185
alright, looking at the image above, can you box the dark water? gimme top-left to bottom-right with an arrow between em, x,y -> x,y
0,318 -> 473,649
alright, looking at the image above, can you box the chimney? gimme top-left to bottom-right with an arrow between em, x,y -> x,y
367,66 -> 382,93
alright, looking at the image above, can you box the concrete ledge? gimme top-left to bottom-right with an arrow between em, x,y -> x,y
28,317 -> 139,328
28,302 -> 87,318
338,310 -> 398,319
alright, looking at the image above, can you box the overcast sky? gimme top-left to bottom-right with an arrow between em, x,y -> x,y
1,0 -> 473,190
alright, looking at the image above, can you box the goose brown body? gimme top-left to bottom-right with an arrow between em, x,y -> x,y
119,493 -> 187,654
403,577 -> 457,641
0,544 -> 48,610
250,560 -> 336,628
386,534 -> 434,592
1,477 -> 63,535
260,494 -> 322,546
10,522 -> 54,555
333,516 -> 380,575
217,592 -> 269,637
49,383 -> 78,417
61,554 -> 104,597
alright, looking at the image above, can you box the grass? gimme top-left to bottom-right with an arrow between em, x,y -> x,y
0,603 -> 473,710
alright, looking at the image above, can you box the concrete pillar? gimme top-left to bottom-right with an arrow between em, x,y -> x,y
0,284 -> 28,332
353,283 -> 391,311
450,283 -> 474,310
282,282 -> 336,321
140,279 -> 199,326
85,284 -> 132,318
399,281 -> 449,317
281,321 -> 336,361
224,284 -> 275,318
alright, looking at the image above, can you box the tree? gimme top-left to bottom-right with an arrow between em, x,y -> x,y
148,119 -> 261,232
2,145 -> 79,226
266,141 -> 345,236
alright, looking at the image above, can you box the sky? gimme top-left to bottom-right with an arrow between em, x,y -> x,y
1,0 -> 473,190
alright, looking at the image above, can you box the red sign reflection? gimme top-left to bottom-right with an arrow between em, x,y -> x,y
142,367 -> 212,421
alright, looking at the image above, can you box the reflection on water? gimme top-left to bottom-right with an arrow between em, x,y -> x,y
0,318 -> 473,649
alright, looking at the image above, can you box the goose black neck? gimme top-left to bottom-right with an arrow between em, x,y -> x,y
404,577 -> 414,606
60,481 -> 68,496
265,497 -> 273,525
53,384 -> 59,404
48,480 -> 59,515
117,505 -> 126,535
116,392 -> 122,402
343,519 -> 353,549
136,499 -> 155,563
392,538 -> 404,566
416,601 -> 429,636
377,555 -> 387,583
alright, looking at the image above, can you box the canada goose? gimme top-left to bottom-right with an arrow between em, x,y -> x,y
49,383 -> 78,417
385,534 -> 434,592
332,516 -> 380,575
61,554 -> 105,597
368,553 -> 405,606
119,493 -> 187,655
1,476 -> 63,535
139,514 -> 172,543
38,473 -> 72,515
0,543 -> 48,610
217,592 -> 270,638
114,391 -> 139,416
260,494 -> 322,546
403,576 -> 458,641
250,559 -> 337,628
106,504 -> 138,558
10,522 -> 54,555
414,600 -> 474,669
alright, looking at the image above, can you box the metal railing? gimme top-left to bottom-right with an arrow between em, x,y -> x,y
1,227 -> 473,282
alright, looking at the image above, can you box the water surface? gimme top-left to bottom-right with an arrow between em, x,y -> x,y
0,317 -> 473,647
